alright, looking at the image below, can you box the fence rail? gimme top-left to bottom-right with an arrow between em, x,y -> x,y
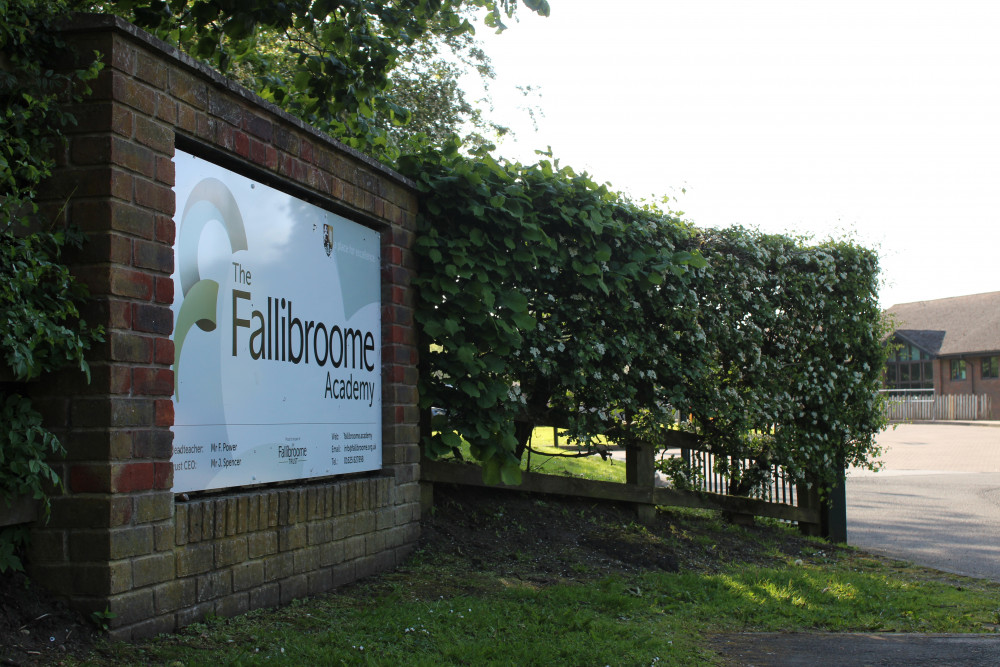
883,392 -> 992,421
420,460 -> 820,525
421,428 -> 837,537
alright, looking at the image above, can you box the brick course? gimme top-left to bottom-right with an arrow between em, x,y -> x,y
27,15 -> 421,640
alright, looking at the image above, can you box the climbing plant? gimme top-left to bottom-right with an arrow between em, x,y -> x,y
0,0 -> 103,572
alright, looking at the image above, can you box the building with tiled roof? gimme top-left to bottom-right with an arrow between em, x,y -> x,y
884,291 -> 1000,405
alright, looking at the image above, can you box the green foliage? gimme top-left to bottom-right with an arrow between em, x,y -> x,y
404,143 -> 888,496
0,395 -> 66,572
400,144 -> 710,480
0,395 -> 63,505
0,526 -> 28,573
381,29 -> 515,153
89,605 -> 117,632
0,0 -> 103,571
0,228 -> 98,381
2,0 -> 96,224
657,455 -> 702,492
105,0 -> 550,162
683,229 -> 890,494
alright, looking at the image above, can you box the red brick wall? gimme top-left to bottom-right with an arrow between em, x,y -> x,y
30,15 -> 420,640
938,356 -> 1000,417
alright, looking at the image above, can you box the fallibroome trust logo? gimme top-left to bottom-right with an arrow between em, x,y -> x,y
174,178 -> 248,399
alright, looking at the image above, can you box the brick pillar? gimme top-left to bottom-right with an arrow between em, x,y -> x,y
30,27 -> 178,636
25,15 -> 422,640
381,222 -> 422,530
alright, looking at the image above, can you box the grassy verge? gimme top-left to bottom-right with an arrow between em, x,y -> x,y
443,426 -> 627,482
74,488 -> 1000,667
86,563 -> 1000,666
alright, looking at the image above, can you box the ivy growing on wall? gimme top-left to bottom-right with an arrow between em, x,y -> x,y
0,0 -> 103,572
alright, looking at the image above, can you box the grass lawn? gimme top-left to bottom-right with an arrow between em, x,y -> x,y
444,426 -> 628,483
71,483 -> 1000,667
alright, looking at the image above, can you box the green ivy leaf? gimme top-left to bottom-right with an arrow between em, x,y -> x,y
482,458 -> 502,486
511,312 -> 536,330
500,461 -> 522,486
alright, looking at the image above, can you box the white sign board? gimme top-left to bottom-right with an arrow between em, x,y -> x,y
170,150 -> 382,493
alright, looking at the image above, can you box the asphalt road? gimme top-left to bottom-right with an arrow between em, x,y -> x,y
846,422 -> 1000,582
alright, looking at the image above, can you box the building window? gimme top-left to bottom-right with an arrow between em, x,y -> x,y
884,338 -> 934,390
951,359 -> 967,381
983,356 -> 999,379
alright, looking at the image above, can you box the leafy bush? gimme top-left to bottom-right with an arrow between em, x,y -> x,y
403,145 -> 888,495
401,145 -> 710,484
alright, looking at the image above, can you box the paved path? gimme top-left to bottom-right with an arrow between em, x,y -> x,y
846,422 -> 1000,582
709,632 -> 1000,666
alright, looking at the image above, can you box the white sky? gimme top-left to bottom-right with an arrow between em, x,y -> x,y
474,0 -> 1000,308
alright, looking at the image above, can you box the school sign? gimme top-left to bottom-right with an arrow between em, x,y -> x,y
171,150 -> 383,493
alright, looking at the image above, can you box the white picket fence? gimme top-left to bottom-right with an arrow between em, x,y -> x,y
883,392 -> 992,421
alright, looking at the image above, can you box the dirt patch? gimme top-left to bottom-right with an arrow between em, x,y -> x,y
416,483 -> 821,585
0,570 -> 97,666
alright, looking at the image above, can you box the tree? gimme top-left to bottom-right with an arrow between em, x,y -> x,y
103,0 -> 551,161
380,28 -> 512,152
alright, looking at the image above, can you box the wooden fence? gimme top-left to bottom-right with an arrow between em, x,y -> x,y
883,392 -> 992,421
421,429 -> 840,539
681,447 -> 800,506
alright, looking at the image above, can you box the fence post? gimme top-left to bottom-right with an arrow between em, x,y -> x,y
418,396 -> 435,516
823,458 -> 848,543
798,464 -> 848,542
797,481 -> 822,537
625,443 -> 657,525
795,484 -> 824,537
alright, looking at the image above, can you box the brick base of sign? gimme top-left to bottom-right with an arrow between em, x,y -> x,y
25,15 -> 421,640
